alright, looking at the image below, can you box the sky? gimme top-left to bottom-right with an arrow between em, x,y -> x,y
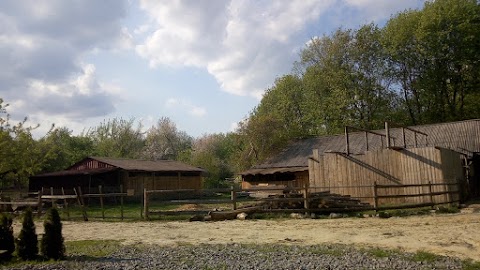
0,0 -> 426,138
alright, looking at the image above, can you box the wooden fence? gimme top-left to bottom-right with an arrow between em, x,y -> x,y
143,181 -> 460,220
0,185 -> 128,221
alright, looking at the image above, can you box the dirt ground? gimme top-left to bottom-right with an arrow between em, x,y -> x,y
16,207 -> 480,262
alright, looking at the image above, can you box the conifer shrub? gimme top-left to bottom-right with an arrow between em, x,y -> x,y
16,208 -> 38,260
0,213 -> 15,261
40,208 -> 65,260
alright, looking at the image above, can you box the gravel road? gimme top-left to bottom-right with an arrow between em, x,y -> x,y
4,243 -> 468,270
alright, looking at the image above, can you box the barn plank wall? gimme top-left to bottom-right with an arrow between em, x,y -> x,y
309,147 -> 463,205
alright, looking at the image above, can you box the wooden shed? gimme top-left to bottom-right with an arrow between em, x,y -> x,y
29,157 -> 207,196
240,119 -> 480,201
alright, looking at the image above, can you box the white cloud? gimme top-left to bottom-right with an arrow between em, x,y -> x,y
136,0 -> 334,98
136,1 -> 425,99
165,98 -> 207,118
0,1 -> 128,129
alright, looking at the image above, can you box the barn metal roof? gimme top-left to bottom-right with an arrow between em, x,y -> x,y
243,119 -> 480,173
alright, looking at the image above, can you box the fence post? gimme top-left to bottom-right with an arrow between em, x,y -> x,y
428,181 -> 434,208
231,186 -> 237,210
303,184 -> 310,215
120,185 -> 124,221
99,185 -> 105,220
61,187 -> 70,220
372,181 -> 378,211
74,187 -> 88,221
143,188 -> 149,220
37,190 -> 43,218
50,187 -> 55,208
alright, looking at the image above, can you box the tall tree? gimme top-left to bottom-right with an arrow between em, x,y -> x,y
383,0 -> 480,124
142,117 -> 192,161
86,118 -> 144,158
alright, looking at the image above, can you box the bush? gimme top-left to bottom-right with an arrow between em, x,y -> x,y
16,208 -> 38,260
0,213 -> 15,261
41,208 -> 65,260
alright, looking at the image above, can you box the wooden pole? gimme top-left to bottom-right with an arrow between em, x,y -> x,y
303,184 -> 309,215
50,187 -> 55,208
37,190 -> 43,218
231,186 -> 237,210
61,187 -> 70,220
365,131 -> 369,151
345,126 -> 350,155
74,187 -> 88,221
428,181 -> 434,208
143,188 -> 149,220
385,122 -> 390,148
99,185 -> 105,220
120,184 -> 124,221
372,181 -> 378,212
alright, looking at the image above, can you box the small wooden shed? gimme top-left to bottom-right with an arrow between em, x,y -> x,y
240,119 -> 480,200
29,157 -> 207,196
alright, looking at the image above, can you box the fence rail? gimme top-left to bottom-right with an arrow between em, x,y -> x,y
143,181 -> 460,220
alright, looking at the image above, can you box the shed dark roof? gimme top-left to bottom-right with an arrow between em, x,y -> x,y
71,157 -> 207,173
246,119 -> 480,172
31,167 -> 118,178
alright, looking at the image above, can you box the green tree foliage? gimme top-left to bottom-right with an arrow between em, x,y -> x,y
0,213 -> 14,260
0,98 -> 54,188
16,208 -> 38,260
142,117 -> 192,161
188,133 -> 236,188
38,127 -> 95,172
41,208 -> 65,260
383,0 -> 480,124
86,117 -> 145,158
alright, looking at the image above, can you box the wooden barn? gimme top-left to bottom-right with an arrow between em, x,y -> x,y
29,157 -> 207,196
240,119 -> 480,203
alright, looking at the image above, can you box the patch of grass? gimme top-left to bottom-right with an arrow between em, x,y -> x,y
411,250 -> 439,262
436,205 -> 460,214
65,240 -> 122,257
366,247 -> 393,258
462,259 -> 480,270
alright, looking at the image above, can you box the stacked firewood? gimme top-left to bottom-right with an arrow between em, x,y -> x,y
257,191 -> 371,210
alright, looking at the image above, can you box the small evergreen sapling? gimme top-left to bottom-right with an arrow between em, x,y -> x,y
41,208 -> 65,260
16,208 -> 38,260
0,213 -> 15,260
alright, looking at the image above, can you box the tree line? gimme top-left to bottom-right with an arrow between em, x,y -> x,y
1,0 -> 479,189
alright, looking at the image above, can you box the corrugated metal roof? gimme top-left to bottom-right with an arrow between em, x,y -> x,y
69,157 -> 207,173
253,119 -> 480,169
241,166 -> 308,176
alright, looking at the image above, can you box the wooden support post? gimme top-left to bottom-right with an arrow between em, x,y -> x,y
231,186 -> 237,210
303,184 -> 309,215
37,190 -> 43,218
402,127 -> 406,148
99,185 -> 105,220
365,131 -> 369,151
345,126 -> 350,155
385,122 -> 390,148
61,187 -> 70,220
143,188 -> 149,220
414,132 -> 418,147
74,187 -> 88,221
428,181 -> 434,208
120,184 -> 124,221
50,187 -> 55,208
372,181 -> 378,212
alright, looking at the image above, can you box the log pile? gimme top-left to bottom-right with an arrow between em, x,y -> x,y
258,191 -> 371,211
